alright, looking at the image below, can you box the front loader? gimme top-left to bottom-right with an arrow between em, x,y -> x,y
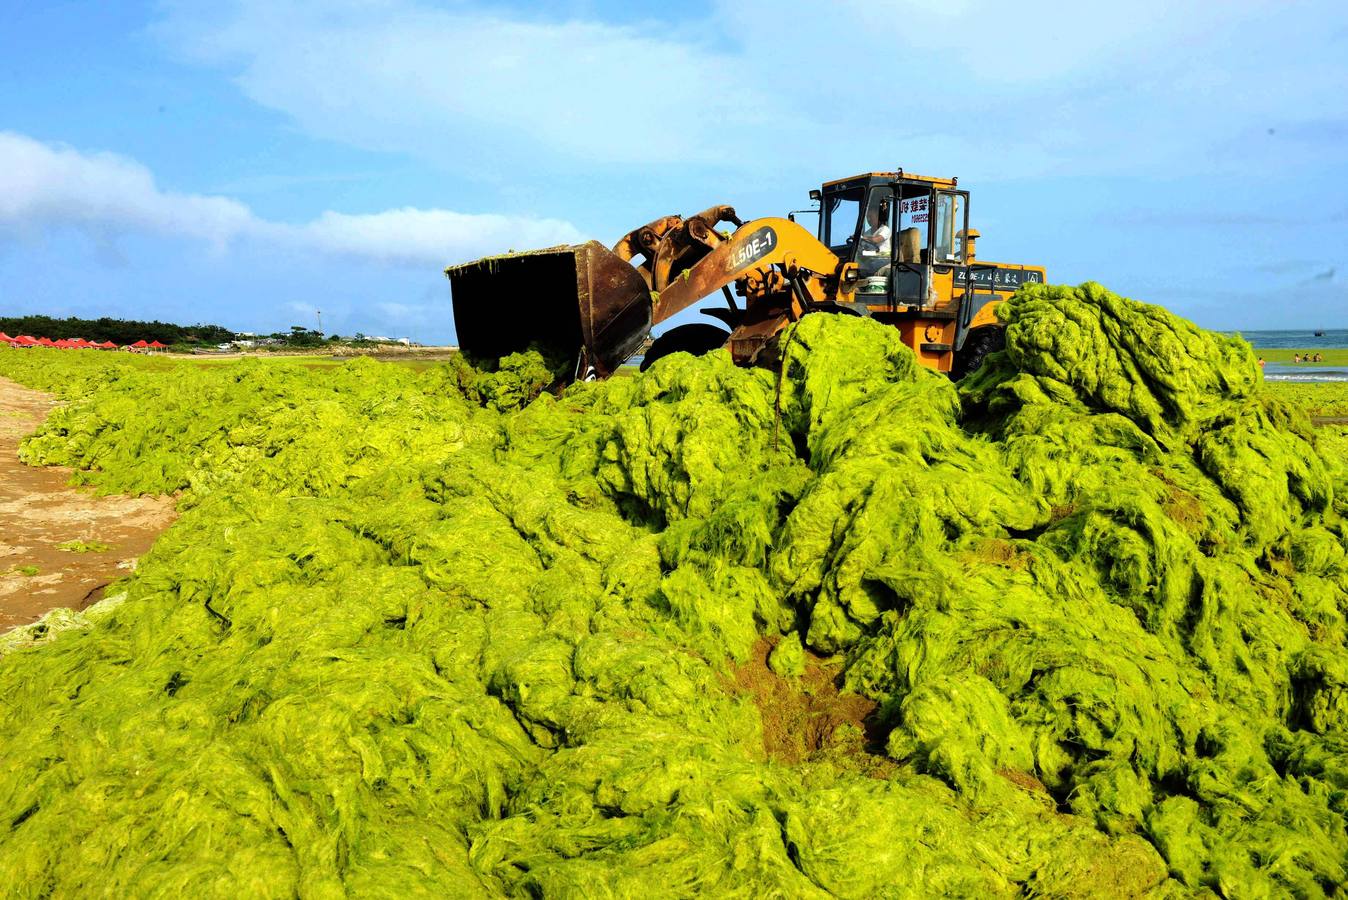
445,170 -> 1045,383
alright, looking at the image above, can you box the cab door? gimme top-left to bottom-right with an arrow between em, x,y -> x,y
888,188 -> 931,307
929,190 -> 969,310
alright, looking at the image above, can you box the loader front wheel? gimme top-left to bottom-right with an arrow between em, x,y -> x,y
952,327 -> 1005,380
639,324 -> 731,372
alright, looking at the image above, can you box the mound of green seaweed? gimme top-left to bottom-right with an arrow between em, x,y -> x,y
1,282 -> 1346,897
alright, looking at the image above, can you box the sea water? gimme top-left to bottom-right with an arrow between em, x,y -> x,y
1232,329 -> 1348,350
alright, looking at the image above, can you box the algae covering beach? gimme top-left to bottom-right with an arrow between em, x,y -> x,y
1,283 -> 1347,896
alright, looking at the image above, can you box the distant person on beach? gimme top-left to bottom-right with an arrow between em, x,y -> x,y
1314,353 -> 1323,362
1294,354 -> 1302,363
1258,357 -> 1265,370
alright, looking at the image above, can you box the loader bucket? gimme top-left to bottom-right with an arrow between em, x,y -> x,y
445,241 -> 653,379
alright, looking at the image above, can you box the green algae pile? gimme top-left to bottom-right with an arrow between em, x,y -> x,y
1,282 -> 1347,897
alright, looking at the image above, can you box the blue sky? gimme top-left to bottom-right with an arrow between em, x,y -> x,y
2,0 -> 1346,342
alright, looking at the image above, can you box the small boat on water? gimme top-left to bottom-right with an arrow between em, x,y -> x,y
1314,330 -> 1326,337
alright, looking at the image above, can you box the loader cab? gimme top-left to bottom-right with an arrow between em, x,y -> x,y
817,171 -> 978,371
818,172 -> 969,311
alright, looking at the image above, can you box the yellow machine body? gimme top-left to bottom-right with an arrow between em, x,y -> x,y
445,170 -> 1045,381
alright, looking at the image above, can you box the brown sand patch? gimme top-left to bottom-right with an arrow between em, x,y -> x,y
0,377 -> 176,630
998,767 -> 1052,796
731,637 -> 895,775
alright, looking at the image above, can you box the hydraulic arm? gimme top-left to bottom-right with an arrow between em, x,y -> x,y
445,210 -> 841,379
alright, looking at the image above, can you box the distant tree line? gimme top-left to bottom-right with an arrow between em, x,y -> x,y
0,315 -> 236,345
259,328 -> 401,349
268,326 -> 328,348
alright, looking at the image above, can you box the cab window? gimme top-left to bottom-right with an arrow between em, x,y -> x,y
933,192 -> 966,263
823,188 -> 863,252
895,192 -> 930,262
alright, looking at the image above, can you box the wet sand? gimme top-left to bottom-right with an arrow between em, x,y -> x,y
0,378 -> 175,630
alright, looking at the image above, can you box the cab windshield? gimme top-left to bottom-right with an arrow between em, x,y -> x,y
822,188 -> 863,252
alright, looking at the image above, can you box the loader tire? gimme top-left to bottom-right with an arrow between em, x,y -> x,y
952,326 -> 1005,380
639,324 -> 731,372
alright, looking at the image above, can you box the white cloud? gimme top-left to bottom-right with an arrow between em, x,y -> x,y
276,207 -> 583,267
155,0 -> 786,168
0,131 -> 254,248
0,131 -> 583,266
153,0 -> 1348,182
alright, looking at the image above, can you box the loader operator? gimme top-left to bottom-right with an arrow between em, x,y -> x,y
861,197 -> 891,254
859,196 -> 891,275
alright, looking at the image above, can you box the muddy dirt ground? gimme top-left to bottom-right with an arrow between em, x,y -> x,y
0,378 -> 175,630
732,637 -> 897,776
